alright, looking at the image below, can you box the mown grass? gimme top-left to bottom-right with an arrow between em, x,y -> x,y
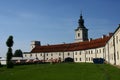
0,63 -> 120,80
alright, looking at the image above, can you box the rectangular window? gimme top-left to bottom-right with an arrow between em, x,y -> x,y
75,52 -> 77,55
116,36 -> 118,44
76,58 -> 77,61
51,53 -> 53,56
40,54 -> 42,56
79,51 -> 81,55
103,48 -> 105,53
89,51 -> 90,54
96,50 -> 98,53
117,51 -> 119,60
59,53 -> 61,56
89,58 -> 90,61
80,58 -> 81,61
68,53 -> 70,56
99,49 -> 101,53
91,51 -> 93,54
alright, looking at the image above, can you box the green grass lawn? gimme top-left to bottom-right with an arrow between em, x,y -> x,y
0,63 -> 120,80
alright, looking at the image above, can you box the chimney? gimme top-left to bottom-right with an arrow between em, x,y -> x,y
102,35 -> 106,39
109,33 -> 113,36
89,38 -> 92,42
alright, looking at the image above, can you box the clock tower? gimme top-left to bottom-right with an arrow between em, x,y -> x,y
75,13 -> 88,42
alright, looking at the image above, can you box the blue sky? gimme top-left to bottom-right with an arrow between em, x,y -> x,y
0,0 -> 120,57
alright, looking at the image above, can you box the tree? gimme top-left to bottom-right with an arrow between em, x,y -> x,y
14,49 -> 23,57
6,36 -> 14,47
6,35 -> 14,68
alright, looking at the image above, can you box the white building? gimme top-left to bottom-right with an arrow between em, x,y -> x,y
23,14 -> 120,66
0,57 -> 6,65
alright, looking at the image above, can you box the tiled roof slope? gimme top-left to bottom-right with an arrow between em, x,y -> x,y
31,36 -> 111,53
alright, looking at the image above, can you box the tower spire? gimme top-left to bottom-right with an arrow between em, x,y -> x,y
78,12 -> 84,28
80,11 -> 82,18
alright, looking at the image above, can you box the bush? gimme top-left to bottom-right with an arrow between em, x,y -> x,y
93,58 -> 105,64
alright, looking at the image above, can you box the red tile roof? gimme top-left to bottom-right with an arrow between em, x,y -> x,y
31,36 -> 111,53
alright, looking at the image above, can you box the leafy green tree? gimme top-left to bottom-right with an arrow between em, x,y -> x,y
6,35 -> 14,68
14,49 -> 23,57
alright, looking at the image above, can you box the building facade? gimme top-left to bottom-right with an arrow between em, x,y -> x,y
23,14 -> 120,66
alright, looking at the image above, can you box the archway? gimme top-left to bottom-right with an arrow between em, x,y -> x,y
64,57 -> 74,62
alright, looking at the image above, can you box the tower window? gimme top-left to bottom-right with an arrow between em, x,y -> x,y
78,33 -> 80,37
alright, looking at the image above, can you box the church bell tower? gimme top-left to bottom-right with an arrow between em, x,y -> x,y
75,13 -> 88,42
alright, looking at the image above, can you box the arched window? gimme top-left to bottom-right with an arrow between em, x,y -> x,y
78,33 -> 80,37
